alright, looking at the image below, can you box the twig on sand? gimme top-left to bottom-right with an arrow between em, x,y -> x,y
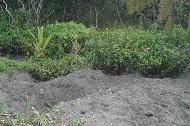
0,113 -> 17,118
80,112 -> 93,124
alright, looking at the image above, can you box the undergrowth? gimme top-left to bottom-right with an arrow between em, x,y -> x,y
85,26 -> 190,77
0,55 -> 88,81
1,22 -> 190,80
0,104 -> 82,126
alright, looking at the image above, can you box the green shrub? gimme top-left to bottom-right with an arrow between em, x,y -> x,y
43,22 -> 95,59
85,26 -> 190,76
29,58 -> 62,80
1,20 -> 190,79
29,54 -> 88,81
0,54 -> 87,81
85,28 -> 134,71
0,10 -> 33,56
0,20 -> 94,58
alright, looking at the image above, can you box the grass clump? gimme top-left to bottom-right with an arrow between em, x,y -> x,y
0,58 -> 33,74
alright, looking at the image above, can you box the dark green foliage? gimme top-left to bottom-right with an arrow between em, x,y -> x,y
29,58 -> 62,80
0,20 -> 94,58
0,55 -> 87,81
1,0 -> 190,28
85,28 -> 135,71
0,22 -> 92,80
0,10 -> 33,56
43,22 -> 94,59
1,20 -> 190,80
85,26 -> 190,77
173,0 -> 190,28
28,54 -> 87,80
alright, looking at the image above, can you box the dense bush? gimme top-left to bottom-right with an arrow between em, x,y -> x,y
0,55 -> 87,81
43,22 -> 95,59
30,54 -> 87,80
1,21 -> 190,79
0,17 -> 94,58
25,54 -> 87,80
85,26 -> 190,77
29,58 -> 62,80
0,21 -> 93,80
0,11 -> 34,56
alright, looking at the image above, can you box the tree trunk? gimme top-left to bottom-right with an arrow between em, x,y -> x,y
188,10 -> 190,29
95,7 -> 98,28
116,6 -> 123,25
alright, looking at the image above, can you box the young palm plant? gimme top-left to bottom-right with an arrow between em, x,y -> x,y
29,26 -> 52,59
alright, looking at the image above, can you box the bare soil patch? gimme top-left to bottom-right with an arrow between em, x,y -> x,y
0,70 -> 190,126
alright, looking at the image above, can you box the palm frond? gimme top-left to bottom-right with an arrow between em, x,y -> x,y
124,0 -> 156,14
43,34 -> 53,50
28,26 -> 53,59
28,30 -> 37,42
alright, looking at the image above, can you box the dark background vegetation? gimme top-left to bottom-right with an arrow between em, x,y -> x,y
1,0 -> 190,27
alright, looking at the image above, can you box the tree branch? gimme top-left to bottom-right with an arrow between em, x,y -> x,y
17,0 -> 25,10
1,0 -> 15,21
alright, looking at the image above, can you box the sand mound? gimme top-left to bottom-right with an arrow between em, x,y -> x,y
0,70 -> 190,125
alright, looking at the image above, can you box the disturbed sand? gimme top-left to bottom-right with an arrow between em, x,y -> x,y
0,70 -> 190,126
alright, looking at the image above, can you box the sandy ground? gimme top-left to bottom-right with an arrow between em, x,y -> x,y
0,70 -> 190,126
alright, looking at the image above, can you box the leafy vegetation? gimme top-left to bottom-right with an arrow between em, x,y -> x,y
0,54 -> 88,81
0,104 -> 82,126
29,56 -> 87,81
0,58 -> 31,73
1,1 -> 190,125
0,10 -> 33,56
1,23 -> 190,79
44,22 -> 94,59
29,26 -> 53,59
85,26 -> 190,76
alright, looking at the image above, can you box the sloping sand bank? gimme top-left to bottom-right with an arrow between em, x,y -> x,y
0,70 -> 190,126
